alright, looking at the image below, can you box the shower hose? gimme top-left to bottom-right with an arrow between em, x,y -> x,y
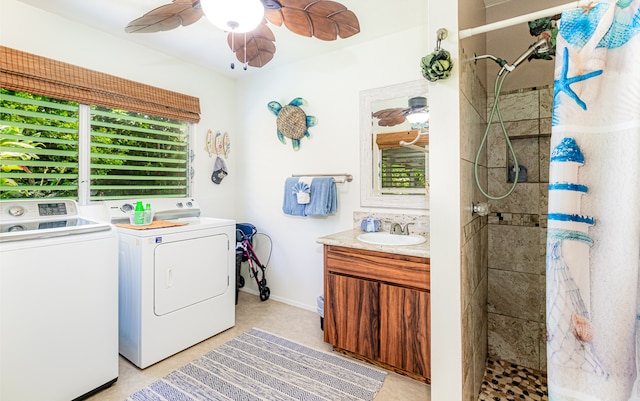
474,69 -> 520,200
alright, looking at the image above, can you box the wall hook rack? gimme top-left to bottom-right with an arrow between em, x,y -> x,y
421,27 -> 453,82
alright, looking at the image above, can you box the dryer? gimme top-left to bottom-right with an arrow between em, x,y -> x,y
106,198 -> 235,369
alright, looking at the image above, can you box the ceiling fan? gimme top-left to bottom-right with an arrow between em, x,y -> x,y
372,97 -> 430,127
125,0 -> 361,69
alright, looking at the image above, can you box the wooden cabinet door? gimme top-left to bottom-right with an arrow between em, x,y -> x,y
324,273 -> 379,360
379,284 -> 430,379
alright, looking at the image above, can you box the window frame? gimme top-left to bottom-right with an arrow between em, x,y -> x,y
360,80 -> 430,210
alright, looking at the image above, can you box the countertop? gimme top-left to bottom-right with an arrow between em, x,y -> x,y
316,229 -> 430,259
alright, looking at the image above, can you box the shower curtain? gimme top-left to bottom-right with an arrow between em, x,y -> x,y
546,1 -> 640,400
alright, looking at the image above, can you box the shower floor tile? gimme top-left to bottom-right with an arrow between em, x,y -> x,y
478,358 -> 548,401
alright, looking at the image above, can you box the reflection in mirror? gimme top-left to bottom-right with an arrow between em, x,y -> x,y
360,80 -> 429,209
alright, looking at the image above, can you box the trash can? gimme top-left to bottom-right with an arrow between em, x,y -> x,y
317,295 -> 324,330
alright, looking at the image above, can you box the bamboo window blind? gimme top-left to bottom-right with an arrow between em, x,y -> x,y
0,46 -> 201,123
375,130 -> 429,150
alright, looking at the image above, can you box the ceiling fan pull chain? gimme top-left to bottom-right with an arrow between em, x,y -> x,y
243,32 -> 248,70
230,33 -> 235,70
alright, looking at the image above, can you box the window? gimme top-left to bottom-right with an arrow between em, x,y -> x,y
90,106 -> 188,200
1,89 -> 190,200
373,129 -> 428,195
0,90 -> 80,199
0,46 -> 200,202
380,147 -> 427,192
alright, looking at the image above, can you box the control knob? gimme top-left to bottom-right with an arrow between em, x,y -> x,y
8,206 -> 25,217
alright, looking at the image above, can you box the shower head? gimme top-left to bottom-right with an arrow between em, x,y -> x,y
475,37 -> 552,76
511,37 -> 551,69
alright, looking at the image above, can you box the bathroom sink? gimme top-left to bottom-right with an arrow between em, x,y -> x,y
357,232 -> 426,246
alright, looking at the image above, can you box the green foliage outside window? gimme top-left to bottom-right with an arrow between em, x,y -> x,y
380,147 -> 427,191
0,89 -> 79,199
0,88 -> 189,200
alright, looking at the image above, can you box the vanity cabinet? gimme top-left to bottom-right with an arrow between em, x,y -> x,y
323,245 -> 430,382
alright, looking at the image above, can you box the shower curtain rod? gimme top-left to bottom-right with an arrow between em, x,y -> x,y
459,0 -> 593,39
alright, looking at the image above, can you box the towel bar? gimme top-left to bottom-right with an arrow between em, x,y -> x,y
291,173 -> 353,183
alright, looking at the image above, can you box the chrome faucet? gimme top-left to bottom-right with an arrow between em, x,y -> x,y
390,222 -> 414,235
390,223 -> 403,235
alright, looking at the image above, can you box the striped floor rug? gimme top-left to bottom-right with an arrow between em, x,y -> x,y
126,328 -> 387,401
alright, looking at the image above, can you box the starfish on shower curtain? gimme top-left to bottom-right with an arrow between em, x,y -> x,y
552,47 -> 603,125
581,1 -> 596,14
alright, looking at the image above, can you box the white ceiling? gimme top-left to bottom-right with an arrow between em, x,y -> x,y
19,0 -> 427,78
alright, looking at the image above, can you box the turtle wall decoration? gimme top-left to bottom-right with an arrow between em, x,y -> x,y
268,97 -> 317,151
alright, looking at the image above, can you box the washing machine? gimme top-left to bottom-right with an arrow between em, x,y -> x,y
105,198 -> 235,369
0,199 -> 118,401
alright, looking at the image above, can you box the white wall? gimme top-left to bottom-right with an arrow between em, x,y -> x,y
0,0 -> 238,220
234,25 -> 428,310
427,0 -> 464,399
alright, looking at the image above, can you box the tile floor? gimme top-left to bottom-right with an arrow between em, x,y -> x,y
87,291 -> 430,401
478,358 -> 548,401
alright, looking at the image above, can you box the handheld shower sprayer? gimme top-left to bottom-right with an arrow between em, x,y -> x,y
474,37 -> 551,75
509,37 -> 551,70
472,36 -> 552,200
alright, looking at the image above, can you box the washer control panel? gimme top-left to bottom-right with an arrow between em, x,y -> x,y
104,198 -> 200,223
0,200 -> 78,222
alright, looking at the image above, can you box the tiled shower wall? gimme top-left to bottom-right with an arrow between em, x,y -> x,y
486,86 -> 552,372
460,45 -> 489,401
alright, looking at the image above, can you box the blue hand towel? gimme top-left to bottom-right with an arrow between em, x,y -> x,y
306,177 -> 337,216
282,177 -> 307,216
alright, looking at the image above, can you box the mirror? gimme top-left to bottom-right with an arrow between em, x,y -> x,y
360,80 -> 429,209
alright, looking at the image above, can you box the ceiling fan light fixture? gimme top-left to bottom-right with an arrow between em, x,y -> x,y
405,111 -> 430,124
200,0 -> 265,33
405,96 -> 430,124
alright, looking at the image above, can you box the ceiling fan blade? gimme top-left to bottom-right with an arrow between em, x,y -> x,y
306,13 -> 337,41
372,108 -> 407,127
125,15 -> 182,33
274,0 -> 360,40
280,7 -> 312,37
125,1 -> 203,33
227,23 -> 277,68
178,5 -> 205,27
265,9 -> 284,27
245,38 -> 277,67
304,1 -> 359,40
326,8 -> 359,39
